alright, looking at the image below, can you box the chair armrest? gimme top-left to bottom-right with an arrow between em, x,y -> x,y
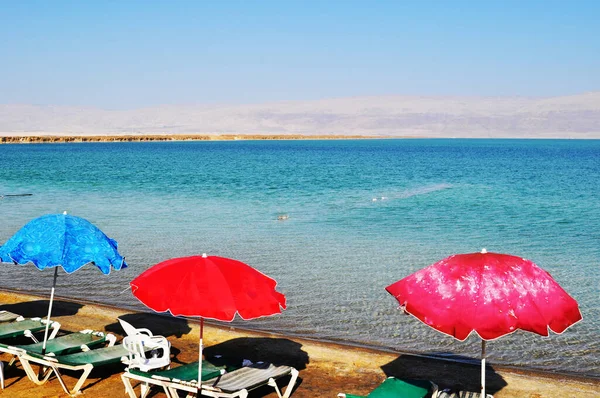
135,328 -> 154,336
24,329 -> 39,343
49,321 -> 61,340
105,333 -> 117,347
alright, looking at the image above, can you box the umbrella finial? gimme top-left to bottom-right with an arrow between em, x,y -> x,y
202,253 -> 208,258
481,248 -> 487,254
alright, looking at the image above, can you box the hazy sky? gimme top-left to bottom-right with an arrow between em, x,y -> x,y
2,0 -> 599,109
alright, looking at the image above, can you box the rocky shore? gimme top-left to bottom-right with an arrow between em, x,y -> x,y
0,290 -> 598,397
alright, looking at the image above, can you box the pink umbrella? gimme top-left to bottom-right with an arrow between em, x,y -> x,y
386,249 -> 582,397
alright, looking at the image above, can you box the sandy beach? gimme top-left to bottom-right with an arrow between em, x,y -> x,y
0,290 -> 597,398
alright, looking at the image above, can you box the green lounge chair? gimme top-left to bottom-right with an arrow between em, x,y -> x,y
2,329 -> 110,356
2,329 -> 112,369
0,317 -> 60,390
338,377 -> 437,398
123,361 -> 298,398
121,360 -> 227,398
15,339 -> 137,397
1,330 -> 112,391
174,362 -> 298,398
0,317 -> 60,342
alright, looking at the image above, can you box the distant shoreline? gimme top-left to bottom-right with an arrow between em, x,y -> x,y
2,134 -> 599,144
0,133 -> 388,144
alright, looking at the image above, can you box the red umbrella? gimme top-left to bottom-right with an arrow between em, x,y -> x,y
130,253 -> 287,388
385,249 -> 582,397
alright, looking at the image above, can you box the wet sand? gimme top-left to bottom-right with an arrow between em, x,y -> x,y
0,290 -> 598,397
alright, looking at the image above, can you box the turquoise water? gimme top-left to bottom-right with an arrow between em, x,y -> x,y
0,139 -> 598,376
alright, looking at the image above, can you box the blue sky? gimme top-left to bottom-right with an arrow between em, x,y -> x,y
1,0 -> 599,109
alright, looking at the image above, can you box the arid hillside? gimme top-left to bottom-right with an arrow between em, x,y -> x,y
2,92 -> 600,138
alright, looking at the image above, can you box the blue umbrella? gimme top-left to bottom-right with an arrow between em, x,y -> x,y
0,212 -> 126,352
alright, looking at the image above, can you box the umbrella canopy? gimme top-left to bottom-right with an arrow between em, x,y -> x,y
131,254 -> 286,321
130,254 -> 286,387
385,249 -> 582,396
386,250 -> 582,341
0,213 -> 126,274
0,213 -> 126,352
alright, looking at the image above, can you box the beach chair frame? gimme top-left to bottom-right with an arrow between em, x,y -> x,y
0,317 -> 60,344
121,359 -> 226,398
14,333 -> 117,397
0,317 -> 61,366
3,328 -> 105,371
121,370 -> 177,398
122,363 -> 299,398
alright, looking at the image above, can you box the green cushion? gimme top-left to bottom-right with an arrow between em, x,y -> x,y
17,332 -> 106,356
56,345 -> 130,367
0,319 -> 46,340
130,360 -> 225,382
368,378 -> 431,398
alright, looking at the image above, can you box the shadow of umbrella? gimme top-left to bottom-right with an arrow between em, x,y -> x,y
203,337 -> 310,371
0,299 -> 83,319
104,312 -> 192,339
381,353 -> 507,396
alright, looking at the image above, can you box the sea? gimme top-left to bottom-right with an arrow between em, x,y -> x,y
0,139 -> 598,377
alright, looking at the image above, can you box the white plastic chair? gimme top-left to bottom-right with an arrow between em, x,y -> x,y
118,318 -> 171,372
118,318 -> 155,338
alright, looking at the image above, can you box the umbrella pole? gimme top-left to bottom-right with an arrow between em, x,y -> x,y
41,267 -> 58,355
197,317 -> 204,390
481,340 -> 486,398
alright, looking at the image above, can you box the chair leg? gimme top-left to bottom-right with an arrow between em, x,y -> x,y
140,381 -> 151,398
121,374 -> 139,398
269,378 -> 283,398
52,366 -> 75,397
166,385 -> 184,398
48,363 -> 94,397
0,361 -> 4,390
269,368 -> 298,398
69,364 -> 94,396
16,357 -> 54,386
122,374 -> 155,398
